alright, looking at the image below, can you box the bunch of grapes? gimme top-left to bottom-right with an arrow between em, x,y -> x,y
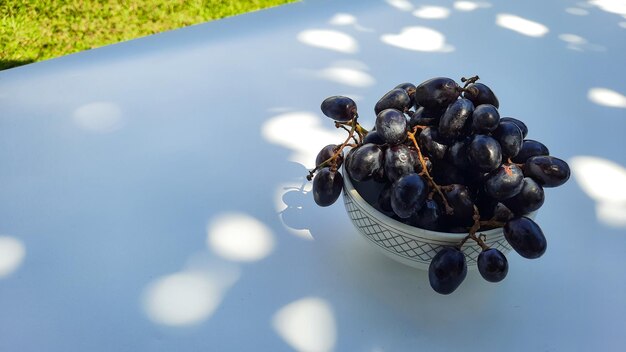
308,76 -> 570,294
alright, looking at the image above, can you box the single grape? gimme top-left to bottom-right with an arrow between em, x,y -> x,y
320,96 -> 357,122
511,139 -> 549,163
484,163 -> 524,200
376,108 -> 407,145
467,135 -> 502,172
346,143 -> 384,182
523,155 -> 570,187
408,106 -> 444,128
375,88 -> 412,114
493,121 -> 523,158
385,145 -> 417,183
415,77 -> 461,110
471,104 -> 500,133
463,82 -> 499,108
438,98 -> 475,140
477,248 -> 508,282
391,173 -> 428,218
500,117 -> 528,138
315,144 -> 344,168
447,137 -> 471,169
504,177 -> 545,215
429,247 -> 467,295
407,199 -> 442,231
493,203 -> 514,222
418,127 -> 448,160
443,184 -> 475,227
362,130 -> 386,145
395,82 -> 417,107
504,216 -> 547,259
313,168 -> 343,207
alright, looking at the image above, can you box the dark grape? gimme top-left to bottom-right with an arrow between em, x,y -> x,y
504,177 -> 544,215
438,98 -> 474,140
346,144 -> 384,182
384,145 -> 417,182
375,182 -> 395,216
467,135 -> 502,172
523,155 -> 571,187
391,173 -> 428,218
500,117 -> 528,138
315,144 -> 343,168
408,199 -> 442,231
320,96 -> 357,122
408,106 -> 444,128
504,217 -> 547,259
447,137 -> 471,169
443,184 -> 475,227
484,163 -> 524,200
375,108 -> 407,145
429,247 -> 467,295
313,168 -> 343,207
395,82 -> 417,107
477,248 -> 508,282
418,127 -> 447,160
493,203 -> 514,222
362,130 -> 386,145
375,88 -> 412,114
471,104 -> 500,133
493,121 -> 523,158
463,83 -> 499,108
512,139 -> 549,163
415,77 -> 461,110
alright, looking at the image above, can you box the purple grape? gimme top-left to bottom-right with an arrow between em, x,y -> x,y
471,104 -> 500,133
418,127 -> 448,160
391,173 -> 428,218
415,77 -> 461,110
484,163 -> 524,200
477,248 -> 508,282
523,155 -> 570,187
493,121 -> 523,158
375,88 -> 412,114
313,168 -> 343,207
512,139 -> 549,164
438,98 -> 474,140
429,247 -> 467,295
375,108 -> 407,145
321,96 -> 357,122
503,177 -> 545,215
463,82 -> 499,108
500,117 -> 528,138
315,144 -> 343,167
346,144 -> 384,182
504,217 -> 547,259
384,145 -> 417,183
467,135 -> 502,172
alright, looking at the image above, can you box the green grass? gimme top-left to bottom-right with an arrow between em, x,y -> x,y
0,0 -> 297,71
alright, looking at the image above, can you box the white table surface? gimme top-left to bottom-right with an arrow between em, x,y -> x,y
1,0 -> 626,351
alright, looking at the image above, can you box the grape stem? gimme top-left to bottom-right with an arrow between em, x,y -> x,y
407,126 -> 454,215
458,205 -> 489,250
461,75 -> 480,89
307,115 -> 363,180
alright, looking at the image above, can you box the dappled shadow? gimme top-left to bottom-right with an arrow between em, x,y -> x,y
0,59 -> 35,71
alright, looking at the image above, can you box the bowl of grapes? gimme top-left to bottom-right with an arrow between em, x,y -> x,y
307,76 -> 571,295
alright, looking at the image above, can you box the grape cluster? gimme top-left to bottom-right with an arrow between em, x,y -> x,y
308,76 -> 570,295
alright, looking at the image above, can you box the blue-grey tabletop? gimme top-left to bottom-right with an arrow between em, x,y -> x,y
1,0 -> 625,351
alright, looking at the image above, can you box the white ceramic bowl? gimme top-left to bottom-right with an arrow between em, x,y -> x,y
342,172 -> 534,270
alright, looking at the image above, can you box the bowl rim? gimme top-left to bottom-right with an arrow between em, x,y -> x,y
342,166 -> 522,242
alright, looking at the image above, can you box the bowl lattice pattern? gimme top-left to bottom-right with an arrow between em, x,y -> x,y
343,191 -> 512,267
